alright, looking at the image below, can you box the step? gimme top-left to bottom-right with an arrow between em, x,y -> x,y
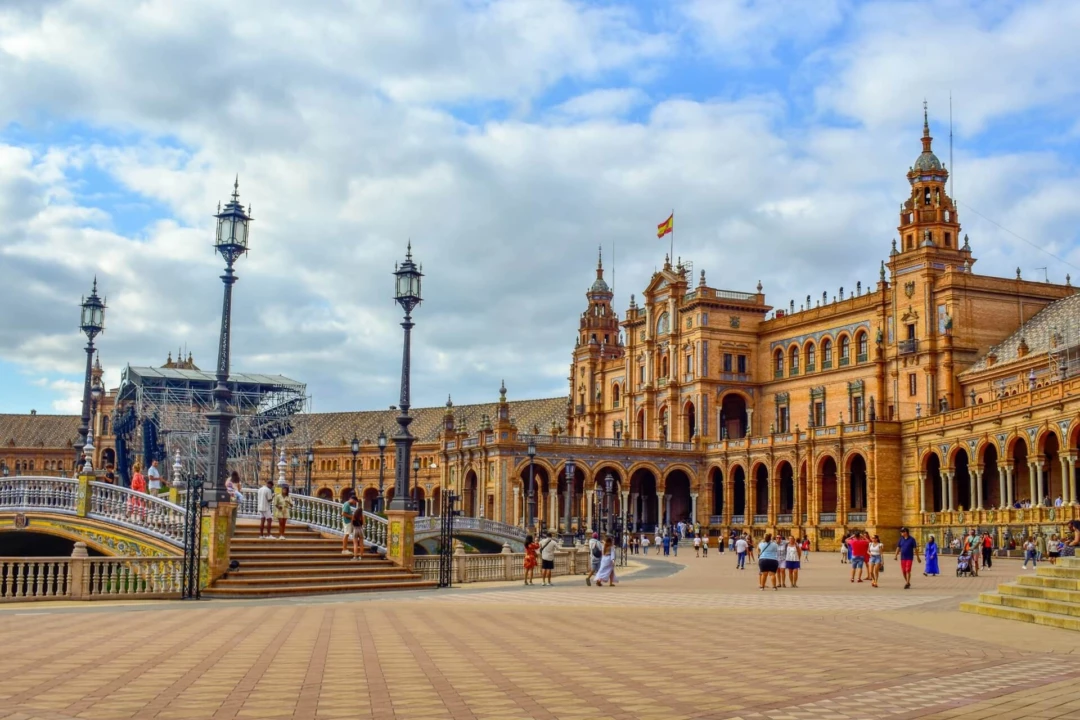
237,558 -> 394,569
229,550 -> 382,560
202,579 -> 437,599
1015,574 -> 1080,591
1034,565 -> 1080,580
214,572 -> 421,587
224,565 -> 410,579
997,582 -> 1080,604
232,538 -> 347,546
960,601 -> 1080,631
977,592 -> 1080,618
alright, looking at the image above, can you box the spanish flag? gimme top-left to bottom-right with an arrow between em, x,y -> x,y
657,213 -> 673,239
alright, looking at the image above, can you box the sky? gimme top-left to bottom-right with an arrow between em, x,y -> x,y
2,0 -> 1080,417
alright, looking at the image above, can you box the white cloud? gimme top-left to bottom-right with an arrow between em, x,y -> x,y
553,88 -> 649,118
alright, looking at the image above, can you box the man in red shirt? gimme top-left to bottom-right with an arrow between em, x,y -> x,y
849,532 -> 871,583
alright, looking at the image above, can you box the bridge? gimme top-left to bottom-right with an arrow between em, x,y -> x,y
413,515 -> 529,554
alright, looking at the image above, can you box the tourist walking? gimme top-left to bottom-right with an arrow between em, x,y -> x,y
981,531 -> 994,568
147,459 -> 163,496
701,534 -> 708,557
348,503 -> 365,559
671,531 -> 679,557
757,533 -> 780,590
1023,536 -> 1038,569
840,532 -> 849,564
257,478 -> 274,538
867,534 -> 884,587
785,535 -> 801,588
1036,533 -> 1048,563
341,492 -> 360,554
776,535 -> 789,587
585,532 -> 602,585
849,532 -> 869,583
272,485 -> 293,539
694,534 -> 702,557
735,535 -> 749,569
128,462 -> 147,519
594,536 -> 618,586
642,534 -> 650,554
800,537 -> 811,563
662,533 -> 671,556
539,531 -> 558,585
894,527 -> 920,589
923,535 -> 940,576
523,534 -> 539,585
654,532 -> 662,555
226,471 -> 245,506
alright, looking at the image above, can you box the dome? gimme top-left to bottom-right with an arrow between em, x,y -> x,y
590,276 -> 610,293
914,150 -> 942,172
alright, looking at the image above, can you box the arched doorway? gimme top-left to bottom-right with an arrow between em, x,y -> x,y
925,454 -> 942,512
732,466 -> 746,521
820,457 -> 838,516
1043,432 -> 1062,503
720,394 -> 748,440
753,464 -> 768,517
463,470 -> 478,518
362,487 -> 379,512
849,454 -> 868,512
981,444 -> 1001,508
412,486 -> 426,516
102,448 -> 116,468
683,401 -> 696,441
315,487 -> 333,500
710,467 -> 724,517
631,467 -> 659,531
777,461 -> 794,514
1012,438 -> 1030,504
954,449 -> 971,510
664,469 -> 692,527
431,486 -> 442,516
636,408 -> 645,440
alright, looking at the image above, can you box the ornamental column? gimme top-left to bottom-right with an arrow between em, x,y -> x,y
942,471 -> 952,511
512,485 -> 520,526
1069,455 -> 1078,505
1036,461 -> 1046,504
1060,456 -> 1073,505
918,474 -> 926,513
621,490 -> 629,533
656,494 -> 663,530
1028,462 -> 1038,505
690,492 -> 698,526
997,467 -> 1007,509
664,494 -> 672,527
586,490 -> 594,532
1004,465 -> 1015,506
972,469 -> 981,510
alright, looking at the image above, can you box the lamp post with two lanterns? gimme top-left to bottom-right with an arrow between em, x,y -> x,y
526,438 -> 537,532
389,243 -> 423,513
350,435 -> 360,499
205,178 -> 252,504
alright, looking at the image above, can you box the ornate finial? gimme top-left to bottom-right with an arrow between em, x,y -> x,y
166,351 -> 172,364
629,293 -> 636,308
232,174 -> 239,201
923,99 -> 929,135
664,253 -> 670,267
891,238 -> 898,255
839,286 -> 844,300
963,258 -> 971,273
1067,274 -> 1072,287
756,279 -> 763,293
1016,267 -> 1022,280
880,261 -> 886,282
446,394 -> 453,408
699,269 -> 706,286
962,233 -> 970,251
406,239 -> 413,260
499,379 -> 507,402
597,245 -> 603,270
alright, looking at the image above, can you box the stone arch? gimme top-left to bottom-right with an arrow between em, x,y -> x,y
804,339 -> 817,371
776,460 -> 794,514
837,332 -> 852,363
919,447 -> 943,472
629,466 -> 659,531
664,468 -> 692,527
980,441 -> 1001,508
316,487 -> 333,501
924,452 -> 943,512
719,391 -> 749,440
683,399 -> 696,441
820,335 -> 834,366
846,453 -> 868,512
818,455 -> 838,514
463,468 -> 479,518
953,448 -> 971,510
1040,429 -> 1063,503
362,486 -> 379,512
751,462 -> 769,517
730,464 -> 747,520
854,329 -> 869,361
944,443 -> 967,469
709,466 -> 724,516
611,382 -> 621,408
788,343 -> 800,374
773,348 -> 784,376
412,485 -> 426,516
1009,436 -> 1031,504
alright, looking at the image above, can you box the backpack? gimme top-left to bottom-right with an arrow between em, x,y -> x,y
591,541 -> 602,558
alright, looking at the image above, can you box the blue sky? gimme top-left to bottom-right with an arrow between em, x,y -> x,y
1,0 -> 1079,417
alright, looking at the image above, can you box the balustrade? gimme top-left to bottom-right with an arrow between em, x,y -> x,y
87,482 -> 187,544
412,547 -> 590,583
0,476 -> 79,513
1,554 -> 184,602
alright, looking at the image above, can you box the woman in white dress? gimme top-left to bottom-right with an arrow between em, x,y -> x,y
776,536 -> 789,587
594,537 -> 618,587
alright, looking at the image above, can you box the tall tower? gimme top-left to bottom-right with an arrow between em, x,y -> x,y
895,103 -> 970,264
569,248 -> 622,437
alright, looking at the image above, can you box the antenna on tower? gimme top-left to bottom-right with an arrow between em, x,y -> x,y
949,91 -> 954,202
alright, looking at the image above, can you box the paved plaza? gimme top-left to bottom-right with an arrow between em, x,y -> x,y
2,551 -> 1080,720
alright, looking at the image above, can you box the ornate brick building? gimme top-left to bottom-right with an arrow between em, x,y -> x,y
7,112 -> 1080,549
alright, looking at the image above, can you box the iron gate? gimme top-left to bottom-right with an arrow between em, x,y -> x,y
181,475 -> 205,600
438,491 -> 460,588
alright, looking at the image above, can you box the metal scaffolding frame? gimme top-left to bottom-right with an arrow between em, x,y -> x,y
113,366 -> 309,485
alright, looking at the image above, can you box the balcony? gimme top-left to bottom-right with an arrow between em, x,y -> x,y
574,404 -> 585,416
774,369 -> 783,379
612,400 -> 620,409
752,514 -> 768,524
805,363 -> 815,373
899,338 -> 919,355
709,515 -> 724,525
789,367 -> 799,376
819,512 -> 837,523
777,514 -> 793,524
848,512 -> 868,524
731,514 -> 745,524
839,356 -> 850,367
822,359 -> 833,370
856,353 -> 868,363
721,372 -> 752,382
666,441 -> 693,451
658,377 -> 668,388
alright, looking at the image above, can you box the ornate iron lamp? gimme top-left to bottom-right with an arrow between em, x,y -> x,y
389,243 -> 422,511
76,280 -> 106,466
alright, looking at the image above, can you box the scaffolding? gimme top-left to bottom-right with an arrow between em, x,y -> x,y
113,366 -> 309,485
1049,316 -> 1080,382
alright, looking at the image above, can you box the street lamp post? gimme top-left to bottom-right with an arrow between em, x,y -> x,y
89,376 -> 103,472
76,280 -> 106,467
377,430 -> 387,512
604,473 -> 615,536
350,435 -> 360,499
389,243 -> 423,512
562,458 -> 576,547
412,457 -> 421,513
526,439 -> 537,531
305,448 -> 314,496
205,179 -> 252,504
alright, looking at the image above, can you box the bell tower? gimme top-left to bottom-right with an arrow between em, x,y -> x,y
569,248 -> 622,437
895,103 -> 971,265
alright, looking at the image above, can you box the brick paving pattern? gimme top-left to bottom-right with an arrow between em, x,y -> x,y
1,554 -> 1079,719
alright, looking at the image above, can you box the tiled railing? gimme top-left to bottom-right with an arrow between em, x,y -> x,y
88,482 -> 187,546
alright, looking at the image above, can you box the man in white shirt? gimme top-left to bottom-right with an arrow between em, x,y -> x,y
257,479 -> 275,538
539,532 -> 558,586
735,536 -> 749,570
147,459 -> 162,494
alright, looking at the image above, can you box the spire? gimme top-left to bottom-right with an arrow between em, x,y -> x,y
232,174 -> 240,201
499,379 -> 507,403
921,100 -> 933,153
446,394 -> 453,408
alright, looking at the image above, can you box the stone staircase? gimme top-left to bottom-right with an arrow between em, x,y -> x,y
203,521 -> 436,599
961,556 -> 1080,630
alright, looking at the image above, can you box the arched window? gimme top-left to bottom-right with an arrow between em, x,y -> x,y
656,312 -> 670,335
612,383 -> 621,408
822,338 -> 833,368
658,406 -> 669,441
661,355 -> 669,378
806,342 -> 816,371
101,416 -> 110,436
789,346 -> 799,374
856,332 -> 868,361
839,336 -> 850,364
774,349 -> 784,378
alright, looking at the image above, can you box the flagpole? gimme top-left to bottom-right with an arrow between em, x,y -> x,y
669,208 -> 674,263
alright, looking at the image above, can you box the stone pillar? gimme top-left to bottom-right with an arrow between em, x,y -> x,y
586,490 -> 594,532
68,542 -> 89,599
1028,462 -> 1038,505
998,467 -> 1007,509
1069,455 -> 1078,506
972,469 -> 981,510
656,494 -> 663,530
941,471 -> 951,512
621,490 -> 629,532
385,508 -> 417,571
1036,462 -> 1046,505
664,494 -> 672,527
629,491 -> 638,531
746,408 -> 754,437
201,500 -> 237,586
1061,456 -> 1072,506
550,490 -> 558,531
1005,465 -> 1015,507
690,493 -> 698,526
512,486 -> 520,526
75,471 -> 93,517
837,471 -> 848,525
918,473 -> 926,513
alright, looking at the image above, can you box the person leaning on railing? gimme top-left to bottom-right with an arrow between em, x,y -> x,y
1062,520 -> 1080,557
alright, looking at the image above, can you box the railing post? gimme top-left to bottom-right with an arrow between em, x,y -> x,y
201,501 -> 236,588
501,542 -> 512,580
385,507 -> 417,571
69,542 -> 88,599
454,541 -> 466,584
76,472 -> 92,518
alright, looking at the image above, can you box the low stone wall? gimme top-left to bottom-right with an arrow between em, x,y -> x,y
413,543 -> 592,584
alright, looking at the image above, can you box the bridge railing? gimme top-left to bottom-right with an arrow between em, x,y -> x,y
413,545 -> 590,583
88,482 -> 187,546
413,516 -> 528,542
236,492 -> 388,552
1,552 -> 184,602
0,476 -> 79,514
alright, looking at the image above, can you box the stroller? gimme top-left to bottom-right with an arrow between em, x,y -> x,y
956,551 -> 976,577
